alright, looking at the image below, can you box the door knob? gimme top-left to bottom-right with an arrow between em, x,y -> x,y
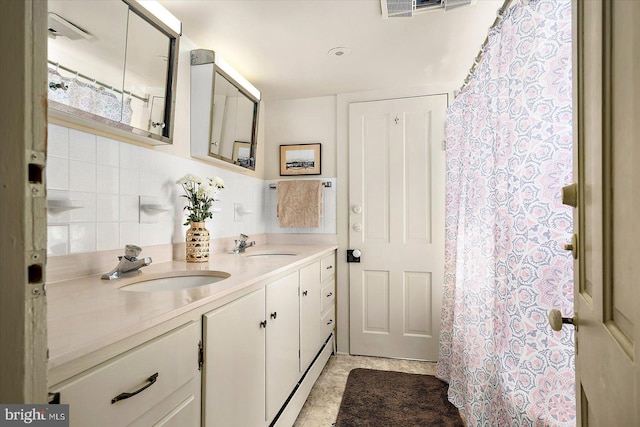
562,183 -> 578,207
548,309 -> 577,331
564,234 -> 578,259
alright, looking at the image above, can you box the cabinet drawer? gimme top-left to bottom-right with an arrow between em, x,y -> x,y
321,279 -> 335,313
53,322 -> 200,427
320,254 -> 335,283
321,307 -> 335,340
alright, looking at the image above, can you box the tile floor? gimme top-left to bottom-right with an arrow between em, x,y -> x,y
292,354 -> 438,427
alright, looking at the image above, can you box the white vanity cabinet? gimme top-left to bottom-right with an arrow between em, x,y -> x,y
202,250 -> 337,427
50,321 -> 201,427
202,288 -> 266,427
299,262 -> 322,371
266,272 -> 301,421
320,254 -> 336,343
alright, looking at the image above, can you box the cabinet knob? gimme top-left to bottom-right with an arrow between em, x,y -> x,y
270,312 -> 277,320
259,320 -> 267,328
302,290 -> 308,296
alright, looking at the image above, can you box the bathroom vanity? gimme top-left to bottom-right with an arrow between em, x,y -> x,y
47,245 -> 337,426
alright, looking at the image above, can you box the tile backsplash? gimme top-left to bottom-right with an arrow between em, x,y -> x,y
46,124 -> 267,256
263,179 -> 337,234
46,124 -> 337,257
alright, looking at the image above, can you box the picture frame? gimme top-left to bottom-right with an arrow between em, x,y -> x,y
279,143 -> 322,176
232,141 -> 252,168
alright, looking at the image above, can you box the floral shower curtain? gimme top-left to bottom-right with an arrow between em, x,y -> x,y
436,0 -> 575,426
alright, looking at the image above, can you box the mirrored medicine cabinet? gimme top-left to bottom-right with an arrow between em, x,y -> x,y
47,0 -> 180,145
190,49 -> 260,170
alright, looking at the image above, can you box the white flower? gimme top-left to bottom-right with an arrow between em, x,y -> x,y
176,174 -> 202,185
198,182 -> 215,198
209,176 -> 225,189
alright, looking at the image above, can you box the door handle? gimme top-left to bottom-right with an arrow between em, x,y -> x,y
562,183 -> 578,207
549,309 -> 577,331
564,234 -> 578,259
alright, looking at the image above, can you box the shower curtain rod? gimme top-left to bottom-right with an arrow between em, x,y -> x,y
47,60 -> 149,104
458,0 -> 514,93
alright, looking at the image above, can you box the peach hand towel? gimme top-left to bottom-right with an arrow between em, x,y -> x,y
277,180 -> 323,228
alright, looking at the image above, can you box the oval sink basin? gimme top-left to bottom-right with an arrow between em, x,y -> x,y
243,252 -> 299,258
119,271 -> 230,292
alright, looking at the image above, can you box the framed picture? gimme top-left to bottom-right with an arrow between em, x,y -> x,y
232,141 -> 252,168
280,143 -> 321,176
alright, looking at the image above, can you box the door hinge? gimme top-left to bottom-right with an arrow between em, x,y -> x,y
441,140 -> 446,151
198,340 -> 204,371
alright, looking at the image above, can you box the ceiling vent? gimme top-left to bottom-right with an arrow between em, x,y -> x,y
48,13 -> 94,40
381,0 -> 475,18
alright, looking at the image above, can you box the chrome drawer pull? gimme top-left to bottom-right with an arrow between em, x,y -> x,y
111,372 -> 158,404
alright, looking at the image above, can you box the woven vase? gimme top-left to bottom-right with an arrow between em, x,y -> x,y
185,222 -> 210,263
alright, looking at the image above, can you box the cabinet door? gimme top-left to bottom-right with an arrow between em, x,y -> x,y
299,262 -> 322,371
203,289 -> 266,427
266,272 -> 300,423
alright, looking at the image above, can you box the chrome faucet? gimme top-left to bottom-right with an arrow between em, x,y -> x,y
232,234 -> 255,253
101,245 -> 152,280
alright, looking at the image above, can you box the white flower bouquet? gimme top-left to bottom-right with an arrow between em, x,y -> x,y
176,174 -> 224,225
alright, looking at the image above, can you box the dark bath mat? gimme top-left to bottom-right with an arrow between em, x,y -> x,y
335,368 -> 463,427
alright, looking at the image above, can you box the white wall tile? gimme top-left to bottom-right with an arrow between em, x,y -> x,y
96,165 -> 119,194
47,225 -> 69,256
140,222 -> 173,246
69,223 -> 96,254
139,171 -> 161,197
69,129 -> 96,163
46,190 -> 71,224
97,194 -> 119,222
119,195 -> 139,222
119,222 -> 140,247
96,136 -> 120,167
69,160 -> 96,192
97,222 -> 120,251
119,168 -> 139,196
119,142 -> 140,170
48,125 -> 271,257
48,124 -> 69,158
46,156 -> 69,191
68,192 -> 96,223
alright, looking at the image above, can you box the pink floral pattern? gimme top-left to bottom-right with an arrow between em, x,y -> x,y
436,1 -> 575,425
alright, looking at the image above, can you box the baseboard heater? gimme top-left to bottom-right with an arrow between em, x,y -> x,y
270,333 -> 335,427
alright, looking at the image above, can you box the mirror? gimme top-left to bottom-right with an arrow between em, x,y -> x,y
47,0 -> 180,145
190,49 -> 260,170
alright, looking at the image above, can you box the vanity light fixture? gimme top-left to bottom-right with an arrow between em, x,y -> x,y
328,47 -> 351,57
214,55 -> 261,101
137,0 -> 182,35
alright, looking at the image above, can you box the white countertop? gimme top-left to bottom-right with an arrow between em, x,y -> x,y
47,244 -> 337,374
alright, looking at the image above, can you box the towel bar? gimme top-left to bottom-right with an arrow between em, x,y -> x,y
269,182 -> 332,189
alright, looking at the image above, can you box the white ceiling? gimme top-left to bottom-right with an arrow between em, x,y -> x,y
160,0 -> 503,101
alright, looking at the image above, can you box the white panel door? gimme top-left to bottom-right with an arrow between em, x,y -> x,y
349,95 -> 446,360
572,1 -> 639,425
